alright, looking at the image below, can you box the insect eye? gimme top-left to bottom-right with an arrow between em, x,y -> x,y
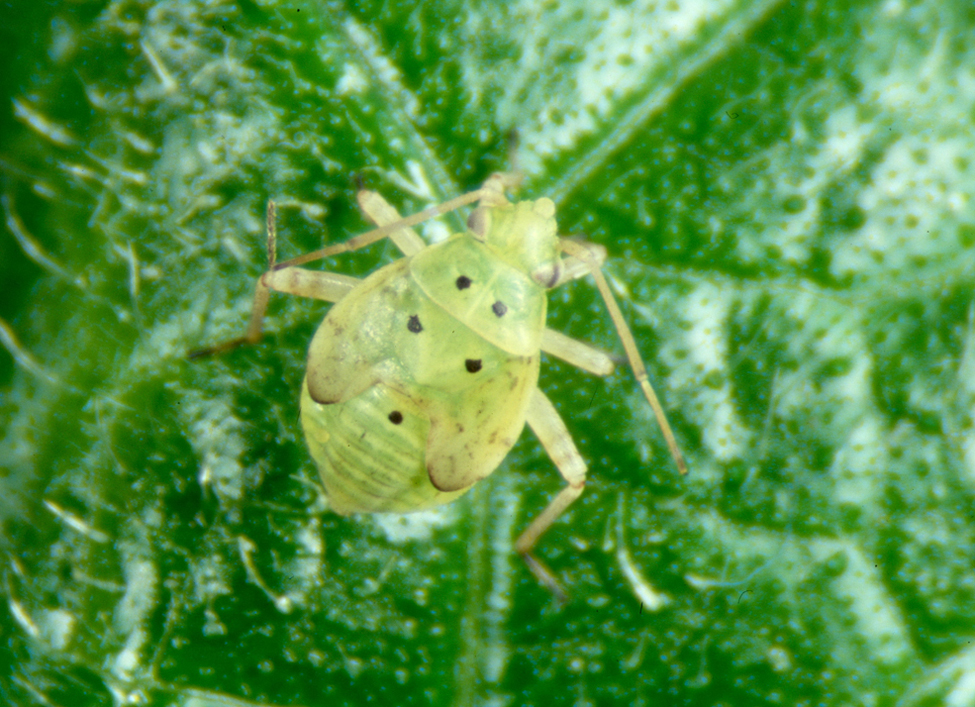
467,207 -> 490,240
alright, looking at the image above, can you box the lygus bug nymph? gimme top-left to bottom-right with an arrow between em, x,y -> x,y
191,173 -> 687,598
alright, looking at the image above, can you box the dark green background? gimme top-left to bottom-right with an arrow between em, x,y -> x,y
2,1 -> 975,706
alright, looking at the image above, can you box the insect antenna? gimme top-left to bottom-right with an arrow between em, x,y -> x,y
559,239 -> 688,476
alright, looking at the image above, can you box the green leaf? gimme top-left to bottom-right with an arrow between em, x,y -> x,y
2,1 -> 974,705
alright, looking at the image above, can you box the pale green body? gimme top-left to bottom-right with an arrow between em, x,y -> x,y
301,201 -> 556,514
195,178 -> 683,596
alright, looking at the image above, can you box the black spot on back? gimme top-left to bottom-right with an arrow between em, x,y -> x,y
388,411 -> 404,425
465,359 -> 482,373
492,300 -> 507,317
407,315 -> 423,333
456,275 -> 472,290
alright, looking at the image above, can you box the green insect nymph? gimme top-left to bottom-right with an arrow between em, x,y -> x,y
191,174 -> 686,599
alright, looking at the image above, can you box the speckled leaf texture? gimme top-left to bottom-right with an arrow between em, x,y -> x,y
2,1 -> 974,706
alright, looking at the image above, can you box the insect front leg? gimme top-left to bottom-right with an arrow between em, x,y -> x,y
555,241 -> 607,287
516,388 -> 588,602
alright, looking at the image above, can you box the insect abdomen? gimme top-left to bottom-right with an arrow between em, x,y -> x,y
300,378 -> 468,514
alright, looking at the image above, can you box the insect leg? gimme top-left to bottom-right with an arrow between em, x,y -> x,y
189,269 -> 359,358
356,190 -> 426,256
558,239 -> 688,476
356,174 -> 518,255
516,388 -> 588,601
189,201 -> 360,358
276,173 -> 517,269
541,328 -> 615,376
555,242 -> 607,287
